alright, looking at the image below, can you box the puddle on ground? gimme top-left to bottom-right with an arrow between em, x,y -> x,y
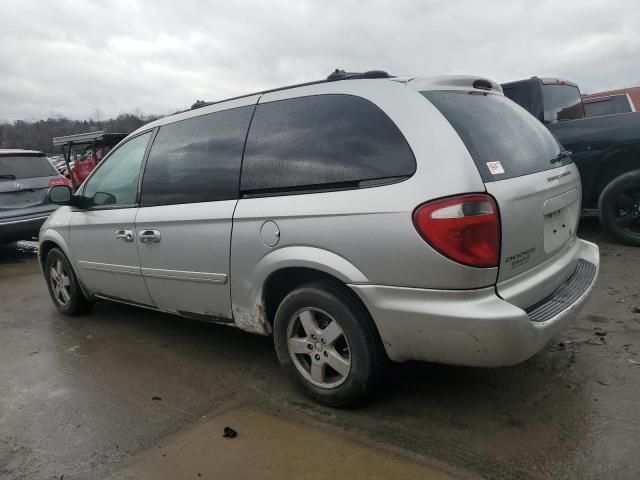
108,408 -> 460,480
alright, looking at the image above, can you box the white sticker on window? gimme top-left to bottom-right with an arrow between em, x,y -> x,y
486,161 -> 505,175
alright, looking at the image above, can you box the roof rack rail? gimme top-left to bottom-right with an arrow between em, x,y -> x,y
189,69 -> 392,110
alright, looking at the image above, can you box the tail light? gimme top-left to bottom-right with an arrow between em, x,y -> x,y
49,177 -> 73,189
413,194 -> 500,268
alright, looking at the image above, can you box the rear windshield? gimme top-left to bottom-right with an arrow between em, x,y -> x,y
422,91 -> 565,182
541,84 -> 585,122
0,155 -> 57,179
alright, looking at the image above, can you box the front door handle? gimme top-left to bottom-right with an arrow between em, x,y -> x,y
115,229 -> 134,243
139,229 -> 161,244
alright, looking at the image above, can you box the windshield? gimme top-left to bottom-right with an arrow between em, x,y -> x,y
0,155 -> 58,179
541,84 -> 585,123
422,91 -> 565,182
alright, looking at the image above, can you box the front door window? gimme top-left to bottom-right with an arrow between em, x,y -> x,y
82,132 -> 151,207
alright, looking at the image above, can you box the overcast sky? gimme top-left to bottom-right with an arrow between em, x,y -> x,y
1,0 -> 638,121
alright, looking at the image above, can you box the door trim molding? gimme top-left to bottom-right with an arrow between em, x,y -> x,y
78,260 -> 140,276
141,267 -> 227,284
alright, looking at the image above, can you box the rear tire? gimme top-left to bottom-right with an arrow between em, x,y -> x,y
44,248 -> 93,316
273,280 -> 384,407
598,170 -> 640,246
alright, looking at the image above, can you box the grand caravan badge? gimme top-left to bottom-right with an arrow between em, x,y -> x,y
547,171 -> 571,182
505,247 -> 536,269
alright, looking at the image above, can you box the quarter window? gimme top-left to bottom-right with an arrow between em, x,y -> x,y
140,106 -> 254,206
82,132 -> 151,207
241,94 -> 416,193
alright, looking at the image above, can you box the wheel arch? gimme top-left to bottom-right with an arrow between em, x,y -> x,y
231,246 -> 372,336
591,146 -> 640,205
39,231 -> 92,299
38,229 -> 73,270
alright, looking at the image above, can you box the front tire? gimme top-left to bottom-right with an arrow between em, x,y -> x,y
44,248 -> 93,316
273,280 -> 384,407
598,170 -> 640,246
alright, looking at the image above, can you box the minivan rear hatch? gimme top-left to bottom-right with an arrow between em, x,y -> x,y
0,154 -> 59,219
422,90 -> 581,308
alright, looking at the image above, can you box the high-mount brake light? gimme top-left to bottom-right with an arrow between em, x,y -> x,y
413,194 -> 500,268
472,79 -> 493,91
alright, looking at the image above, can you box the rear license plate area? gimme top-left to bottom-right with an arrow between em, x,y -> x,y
543,204 -> 578,253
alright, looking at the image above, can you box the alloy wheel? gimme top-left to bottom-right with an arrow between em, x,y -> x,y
286,307 -> 351,389
614,188 -> 640,236
50,259 -> 71,306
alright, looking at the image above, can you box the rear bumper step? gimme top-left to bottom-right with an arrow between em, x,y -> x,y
350,239 -> 599,366
525,259 -> 597,322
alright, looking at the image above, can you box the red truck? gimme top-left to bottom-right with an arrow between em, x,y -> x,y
52,131 -> 128,189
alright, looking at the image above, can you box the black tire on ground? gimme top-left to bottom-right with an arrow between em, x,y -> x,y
598,170 -> 640,247
273,280 -> 385,407
44,248 -> 94,316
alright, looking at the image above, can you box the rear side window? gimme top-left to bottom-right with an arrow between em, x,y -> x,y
140,106 -> 254,206
584,95 -> 632,117
241,94 -> 415,193
0,155 -> 57,179
423,91 -> 564,182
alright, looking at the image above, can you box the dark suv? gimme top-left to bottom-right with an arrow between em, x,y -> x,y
501,77 -> 640,246
0,149 -> 68,243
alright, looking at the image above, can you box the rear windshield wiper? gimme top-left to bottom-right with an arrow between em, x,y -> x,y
0,174 -> 17,180
550,150 -> 572,165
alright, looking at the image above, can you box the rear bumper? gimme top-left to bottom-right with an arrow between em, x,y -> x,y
0,212 -> 54,243
350,239 -> 599,366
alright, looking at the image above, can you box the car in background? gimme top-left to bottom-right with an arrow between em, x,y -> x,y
0,149 -> 71,243
48,155 -> 67,174
501,77 -> 640,246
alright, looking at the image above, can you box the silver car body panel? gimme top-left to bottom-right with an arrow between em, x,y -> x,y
134,200 -> 235,319
68,208 -> 155,306
230,79 -> 498,334
351,239 -> 598,364
406,75 -> 504,94
39,74 -> 600,367
38,206 -> 73,260
485,164 -> 583,308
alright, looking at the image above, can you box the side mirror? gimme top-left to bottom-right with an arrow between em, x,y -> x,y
93,191 -> 117,206
48,185 -> 73,205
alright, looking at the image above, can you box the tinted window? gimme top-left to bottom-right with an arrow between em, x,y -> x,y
141,106 -> 253,206
241,95 -> 415,193
423,91 -> 564,182
0,155 -> 57,179
83,132 -> 151,207
541,85 -> 585,122
584,96 -> 632,117
502,85 -> 529,110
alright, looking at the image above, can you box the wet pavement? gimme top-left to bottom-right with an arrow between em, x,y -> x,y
1,218 -> 639,479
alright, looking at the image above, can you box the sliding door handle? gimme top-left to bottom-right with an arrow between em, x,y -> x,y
139,230 -> 161,244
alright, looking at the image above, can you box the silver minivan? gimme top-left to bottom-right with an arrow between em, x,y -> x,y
40,71 -> 599,406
